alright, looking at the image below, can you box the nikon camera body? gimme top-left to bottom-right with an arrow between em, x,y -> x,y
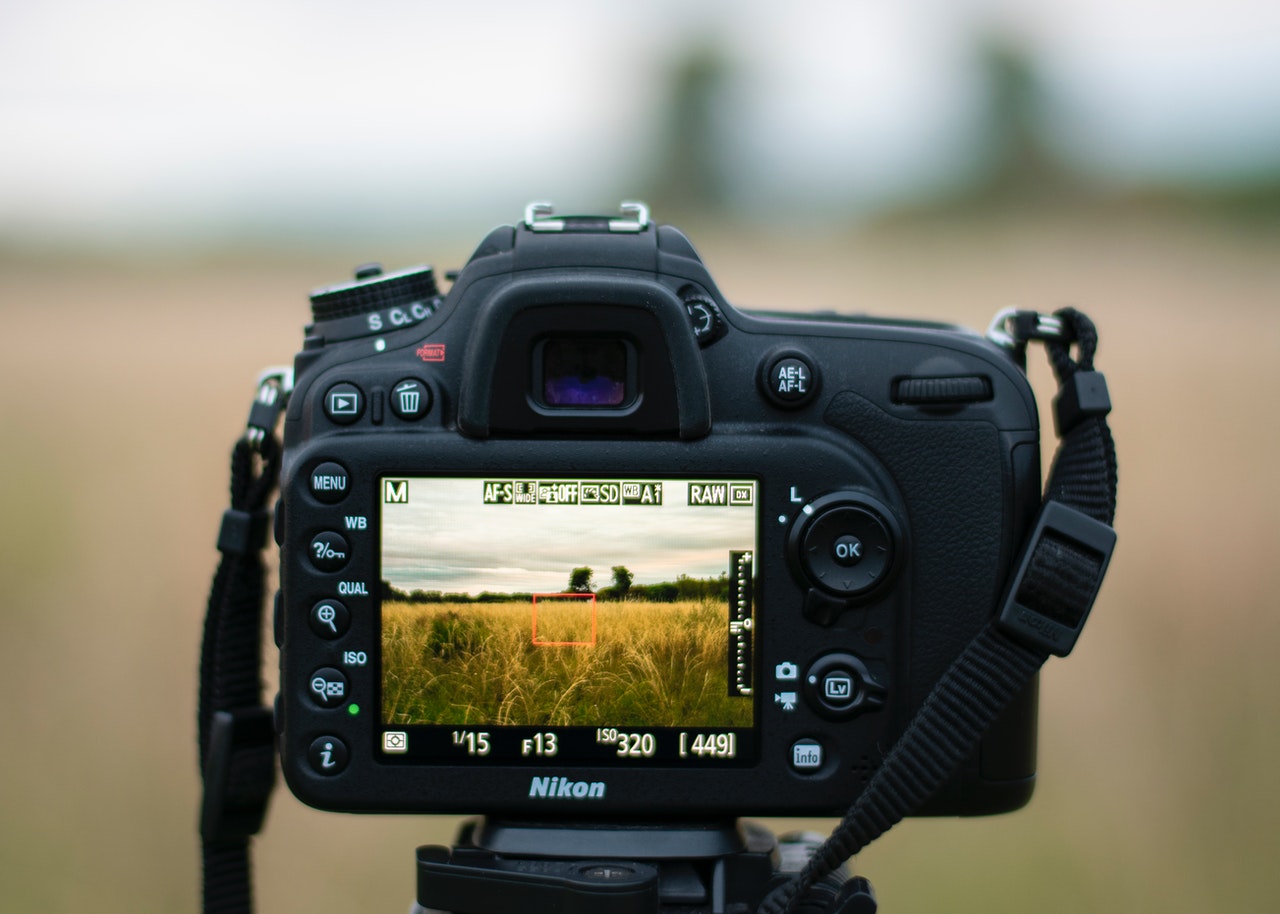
274,204 -> 1042,820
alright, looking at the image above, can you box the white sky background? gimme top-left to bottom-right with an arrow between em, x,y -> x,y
2,0 -> 1278,246
382,478 -> 756,596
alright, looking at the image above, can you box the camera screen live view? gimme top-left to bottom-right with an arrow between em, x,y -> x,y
378,476 -> 758,766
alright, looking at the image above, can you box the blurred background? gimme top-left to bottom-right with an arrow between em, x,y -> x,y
2,1 -> 1278,911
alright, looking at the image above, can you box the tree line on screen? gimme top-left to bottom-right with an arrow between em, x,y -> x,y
381,565 -> 731,604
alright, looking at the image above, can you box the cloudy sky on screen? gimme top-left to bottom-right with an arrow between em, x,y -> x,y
381,478 -> 757,596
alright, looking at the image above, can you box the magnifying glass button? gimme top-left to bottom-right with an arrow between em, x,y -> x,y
308,600 -> 350,639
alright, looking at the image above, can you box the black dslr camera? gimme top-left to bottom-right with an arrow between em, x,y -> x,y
275,202 -> 1044,819
204,202 -> 1116,913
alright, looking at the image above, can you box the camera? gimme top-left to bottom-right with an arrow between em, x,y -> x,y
273,202 -> 1043,819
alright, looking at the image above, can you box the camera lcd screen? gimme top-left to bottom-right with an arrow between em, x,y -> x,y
378,476 -> 757,766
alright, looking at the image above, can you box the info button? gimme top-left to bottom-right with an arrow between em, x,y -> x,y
791,739 -> 824,772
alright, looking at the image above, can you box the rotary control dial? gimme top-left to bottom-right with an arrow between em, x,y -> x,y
683,295 -> 726,345
307,263 -> 442,343
788,492 -> 902,601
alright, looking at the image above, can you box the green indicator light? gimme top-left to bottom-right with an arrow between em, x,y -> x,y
347,704 -> 360,716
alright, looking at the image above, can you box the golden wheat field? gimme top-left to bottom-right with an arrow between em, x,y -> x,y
2,214 -> 1278,912
381,599 -> 750,727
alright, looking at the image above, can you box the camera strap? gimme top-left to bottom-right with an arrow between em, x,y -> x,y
757,307 -> 1117,914
199,373 -> 288,914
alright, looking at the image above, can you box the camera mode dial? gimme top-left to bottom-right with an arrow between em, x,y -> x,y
307,264 -> 442,343
789,492 -> 901,602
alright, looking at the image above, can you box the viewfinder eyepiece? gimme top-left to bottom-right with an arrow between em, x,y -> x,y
539,337 -> 631,407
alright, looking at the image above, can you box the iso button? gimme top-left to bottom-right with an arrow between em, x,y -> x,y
309,531 -> 350,572
309,668 -> 349,709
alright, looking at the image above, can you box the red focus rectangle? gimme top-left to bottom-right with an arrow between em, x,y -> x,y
531,593 -> 597,646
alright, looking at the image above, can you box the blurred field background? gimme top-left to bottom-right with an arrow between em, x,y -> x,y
3,2 -> 1279,912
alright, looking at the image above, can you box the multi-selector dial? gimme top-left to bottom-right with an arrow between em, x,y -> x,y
788,491 -> 902,616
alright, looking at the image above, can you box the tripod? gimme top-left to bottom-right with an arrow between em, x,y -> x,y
410,818 -> 876,914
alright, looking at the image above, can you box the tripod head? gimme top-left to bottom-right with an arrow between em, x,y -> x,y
412,818 -> 874,914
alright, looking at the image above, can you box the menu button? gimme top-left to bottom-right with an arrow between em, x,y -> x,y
310,462 -> 350,504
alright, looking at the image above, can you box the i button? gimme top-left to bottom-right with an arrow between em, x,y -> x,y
308,736 -> 349,775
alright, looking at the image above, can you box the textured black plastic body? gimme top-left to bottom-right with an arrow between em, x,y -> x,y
276,220 -> 1042,818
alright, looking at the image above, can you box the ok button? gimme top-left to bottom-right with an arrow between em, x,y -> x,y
832,534 -> 863,566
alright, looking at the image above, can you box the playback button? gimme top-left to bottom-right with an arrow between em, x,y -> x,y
324,383 -> 364,424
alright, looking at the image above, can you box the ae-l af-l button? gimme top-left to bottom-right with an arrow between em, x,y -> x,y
760,351 -> 820,408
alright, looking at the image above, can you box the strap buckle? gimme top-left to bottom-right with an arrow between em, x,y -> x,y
986,308 -> 1068,349
244,366 -> 293,451
997,501 -> 1117,656
200,707 -> 276,843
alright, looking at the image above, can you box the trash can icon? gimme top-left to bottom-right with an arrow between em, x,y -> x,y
396,384 -> 420,413
394,381 -> 422,417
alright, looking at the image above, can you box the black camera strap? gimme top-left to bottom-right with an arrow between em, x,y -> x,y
197,311 -> 1116,914
756,308 -> 1117,914
199,373 -> 288,914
